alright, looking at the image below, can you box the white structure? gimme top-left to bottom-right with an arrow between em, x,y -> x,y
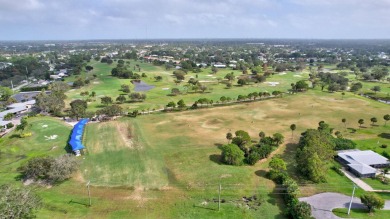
0,100 -> 36,129
337,150 -> 390,178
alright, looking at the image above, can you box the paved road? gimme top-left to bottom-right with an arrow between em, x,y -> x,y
299,192 -> 390,219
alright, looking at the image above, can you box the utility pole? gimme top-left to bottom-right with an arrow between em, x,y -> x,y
347,184 -> 356,215
86,181 -> 91,207
218,182 -> 221,211
11,80 -> 14,93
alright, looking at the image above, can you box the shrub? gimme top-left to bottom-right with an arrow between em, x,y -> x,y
20,132 -> 32,138
19,154 -> 79,183
380,144 -> 388,149
331,166 -> 344,176
6,122 -> 14,129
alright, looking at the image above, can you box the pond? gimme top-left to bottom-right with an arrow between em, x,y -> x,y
132,81 -> 155,92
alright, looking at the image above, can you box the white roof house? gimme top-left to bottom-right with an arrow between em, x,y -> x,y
337,150 -> 390,177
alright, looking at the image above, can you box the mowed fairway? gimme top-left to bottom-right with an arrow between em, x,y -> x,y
82,120 -> 169,188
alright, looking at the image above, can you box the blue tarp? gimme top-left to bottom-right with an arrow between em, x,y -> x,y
68,119 -> 89,151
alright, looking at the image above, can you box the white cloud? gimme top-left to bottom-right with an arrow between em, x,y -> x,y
0,0 -> 389,39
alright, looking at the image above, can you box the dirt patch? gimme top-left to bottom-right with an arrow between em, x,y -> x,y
123,187 -> 155,207
201,118 -> 223,129
116,122 -> 136,149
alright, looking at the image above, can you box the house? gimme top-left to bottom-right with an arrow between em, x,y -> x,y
336,150 -> 390,178
213,64 -> 226,68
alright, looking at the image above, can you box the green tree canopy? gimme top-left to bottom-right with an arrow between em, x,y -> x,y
361,193 -> 385,213
269,157 -> 287,172
221,144 -> 245,166
296,129 -> 335,182
0,184 -> 42,219
70,99 -> 88,120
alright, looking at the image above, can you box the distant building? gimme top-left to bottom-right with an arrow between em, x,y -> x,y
213,64 -> 226,68
336,150 -> 390,178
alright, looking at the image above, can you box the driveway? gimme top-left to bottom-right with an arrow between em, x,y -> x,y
299,192 -> 390,219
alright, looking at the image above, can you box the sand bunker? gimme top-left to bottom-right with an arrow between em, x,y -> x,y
42,125 -> 48,128
293,75 -> 302,77
279,72 -> 287,75
267,82 -> 280,86
45,135 -> 58,140
162,88 -> 169,90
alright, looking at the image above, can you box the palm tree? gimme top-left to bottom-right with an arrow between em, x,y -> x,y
370,117 -> 377,126
384,114 -> 390,126
342,118 -> 347,129
358,119 -> 364,129
290,124 -> 297,139
226,132 -> 233,143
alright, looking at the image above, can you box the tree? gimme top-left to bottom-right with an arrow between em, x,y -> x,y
129,92 -> 146,102
371,86 -> 381,94
273,133 -> 284,146
226,132 -> 233,144
296,129 -> 335,182
171,88 -> 181,96
290,201 -> 312,219
224,72 -> 235,82
3,113 -> 13,121
221,144 -> 245,166
290,124 -> 296,138
259,131 -> 265,139
0,184 -> 42,219
350,82 -> 363,92
47,154 -> 79,182
16,117 -> 28,133
166,101 -> 176,110
371,117 -> 378,126
0,86 -> 13,101
384,114 -> 390,126
116,95 -> 126,104
85,65 -> 93,71
226,132 -> 233,143
360,193 -> 385,213
342,118 -> 347,129
19,154 -> 79,183
232,130 -> 252,153
237,78 -> 248,86
295,80 -> 309,91
70,99 -> 88,120
269,157 -> 287,172
358,119 -> 364,128
101,96 -> 113,106
177,99 -> 186,109
18,156 -> 54,180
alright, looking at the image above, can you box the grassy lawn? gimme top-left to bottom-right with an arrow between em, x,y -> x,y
333,208 -> 390,219
0,116 -> 72,184
363,178 -> 390,191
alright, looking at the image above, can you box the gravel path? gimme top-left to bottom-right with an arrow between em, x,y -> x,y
299,192 -> 390,219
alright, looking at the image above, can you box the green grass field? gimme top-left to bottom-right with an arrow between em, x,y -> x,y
333,208 -> 390,219
0,61 -> 389,218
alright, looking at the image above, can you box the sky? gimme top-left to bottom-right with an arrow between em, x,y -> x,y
1,0 -> 390,40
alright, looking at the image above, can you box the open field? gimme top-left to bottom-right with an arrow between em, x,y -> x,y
0,87 -> 389,218
65,60 -> 310,111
